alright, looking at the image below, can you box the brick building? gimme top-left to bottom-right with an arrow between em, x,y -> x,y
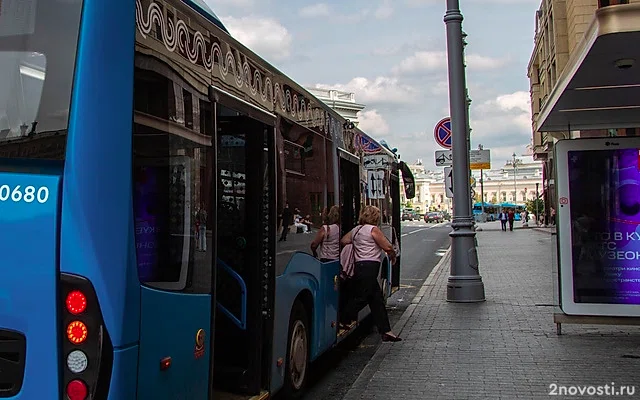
528,0 -> 640,223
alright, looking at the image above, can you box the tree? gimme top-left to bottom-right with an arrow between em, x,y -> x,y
490,194 -> 497,204
526,198 -> 544,216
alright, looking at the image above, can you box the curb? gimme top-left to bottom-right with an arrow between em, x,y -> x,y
532,227 -> 556,235
341,247 -> 452,400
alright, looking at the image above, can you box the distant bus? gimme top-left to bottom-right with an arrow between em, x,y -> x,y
473,203 -> 525,221
0,0 -> 415,399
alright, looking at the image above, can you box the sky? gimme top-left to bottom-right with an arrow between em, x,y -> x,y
205,0 -> 540,170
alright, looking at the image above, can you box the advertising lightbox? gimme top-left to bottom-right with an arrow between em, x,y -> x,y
556,138 -> 640,317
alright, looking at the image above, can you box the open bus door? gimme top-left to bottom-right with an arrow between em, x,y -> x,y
338,149 -> 361,234
390,167 -> 402,291
336,149 -> 361,332
210,88 -> 276,397
397,161 -> 415,291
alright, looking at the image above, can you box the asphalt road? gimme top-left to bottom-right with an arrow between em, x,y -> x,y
298,220 -> 452,400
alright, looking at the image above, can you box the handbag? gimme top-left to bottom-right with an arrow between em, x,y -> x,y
340,226 -> 363,280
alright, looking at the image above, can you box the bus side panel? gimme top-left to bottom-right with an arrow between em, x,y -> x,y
271,255 -> 324,393
137,287 -> 211,400
319,261 -> 340,346
108,346 -> 140,400
0,173 -> 61,399
60,0 -> 140,347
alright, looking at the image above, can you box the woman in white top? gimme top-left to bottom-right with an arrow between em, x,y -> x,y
311,205 -> 340,262
340,205 -> 401,342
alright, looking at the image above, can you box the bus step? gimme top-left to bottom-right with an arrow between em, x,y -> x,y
212,390 -> 269,400
337,321 -> 357,337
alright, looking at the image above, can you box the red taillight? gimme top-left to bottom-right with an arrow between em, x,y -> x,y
66,379 -> 88,400
61,274 -> 113,399
66,290 -> 87,315
67,321 -> 88,344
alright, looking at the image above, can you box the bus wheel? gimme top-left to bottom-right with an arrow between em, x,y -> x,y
283,300 -> 309,398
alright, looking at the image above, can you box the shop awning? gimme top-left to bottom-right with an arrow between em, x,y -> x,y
538,5 -> 640,132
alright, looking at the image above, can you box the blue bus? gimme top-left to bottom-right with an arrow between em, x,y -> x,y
0,0 -> 415,399
473,203 -> 525,221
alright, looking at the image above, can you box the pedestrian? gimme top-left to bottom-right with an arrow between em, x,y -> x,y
508,208 -> 515,231
197,205 -> 207,252
340,205 -> 402,342
310,205 -> 340,262
498,210 -> 508,231
279,202 -> 293,241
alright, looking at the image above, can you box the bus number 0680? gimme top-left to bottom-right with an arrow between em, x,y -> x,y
0,185 -> 50,204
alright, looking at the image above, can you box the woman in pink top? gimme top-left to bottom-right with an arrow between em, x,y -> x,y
340,205 -> 401,342
310,205 -> 340,262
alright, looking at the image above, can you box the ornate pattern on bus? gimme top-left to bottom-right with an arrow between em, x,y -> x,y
354,132 -> 383,154
135,0 -> 344,142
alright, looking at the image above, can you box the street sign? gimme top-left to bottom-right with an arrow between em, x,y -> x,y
435,150 -> 452,166
364,154 -> 391,170
434,117 -> 452,149
444,167 -> 453,198
470,176 -> 476,188
367,170 -> 385,199
470,149 -> 491,170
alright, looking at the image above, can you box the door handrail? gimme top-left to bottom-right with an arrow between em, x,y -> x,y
216,258 -> 247,330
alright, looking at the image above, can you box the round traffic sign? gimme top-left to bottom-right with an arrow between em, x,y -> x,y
434,117 -> 452,149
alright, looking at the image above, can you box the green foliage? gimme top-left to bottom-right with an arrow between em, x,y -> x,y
526,198 -> 544,215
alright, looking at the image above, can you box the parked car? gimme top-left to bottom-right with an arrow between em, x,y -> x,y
402,209 -> 417,221
424,212 -> 443,223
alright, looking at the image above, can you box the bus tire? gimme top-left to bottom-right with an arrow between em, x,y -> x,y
283,300 -> 309,398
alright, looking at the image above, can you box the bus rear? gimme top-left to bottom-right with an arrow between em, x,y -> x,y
0,0 -> 137,399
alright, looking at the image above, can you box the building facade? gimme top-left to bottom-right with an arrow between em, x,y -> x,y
305,87 -> 366,126
528,0 -> 640,224
400,157 -> 544,214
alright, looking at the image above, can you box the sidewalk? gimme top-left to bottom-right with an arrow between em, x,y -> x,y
343,229 -> 640,399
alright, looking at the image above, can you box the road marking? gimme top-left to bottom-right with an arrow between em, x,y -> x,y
400,222 -> 448,237
435,248 -> 448,257
399,284 -> 415,289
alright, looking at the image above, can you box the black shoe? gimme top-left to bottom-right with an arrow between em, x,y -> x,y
381,333 -> 402,342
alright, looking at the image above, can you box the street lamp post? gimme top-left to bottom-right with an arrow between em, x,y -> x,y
511,152 -> 520,205
478,144 -> 485,221
535,182 -> 540,226
444,0 -> 485,302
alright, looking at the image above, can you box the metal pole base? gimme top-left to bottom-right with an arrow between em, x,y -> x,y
448,221 -> 485,302
447,275 -> 486,303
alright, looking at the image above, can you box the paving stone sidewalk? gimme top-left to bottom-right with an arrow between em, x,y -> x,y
342,229 -> 640,400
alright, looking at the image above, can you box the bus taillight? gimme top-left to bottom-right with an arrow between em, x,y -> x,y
66,290 -> 87,315
66,321 -> 88,344
60,273 -> 113,399
66,379 -> 88,400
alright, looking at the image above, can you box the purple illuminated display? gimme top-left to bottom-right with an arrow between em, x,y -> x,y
133,166 -> 163,282
569,149 -> 640,304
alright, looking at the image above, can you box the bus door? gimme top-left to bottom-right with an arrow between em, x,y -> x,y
338,149 -> 361,234
337,149 -> 361,322
211,89 -> 276,396
390,170 -> 401,291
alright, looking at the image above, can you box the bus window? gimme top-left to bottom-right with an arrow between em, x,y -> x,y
0,0 -> 82,161
275,119 -> 330,275
132,62 -> 213,293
